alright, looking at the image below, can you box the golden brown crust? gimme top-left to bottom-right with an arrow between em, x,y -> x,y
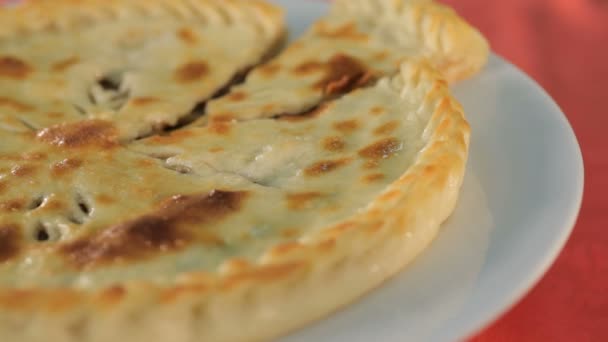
0,225 -> 22,262
59,191 -> 248,269
36,120 -> 119,149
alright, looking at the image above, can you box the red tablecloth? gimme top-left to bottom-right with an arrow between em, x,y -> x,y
1,0 -> 606,340
438,0 -> 608,340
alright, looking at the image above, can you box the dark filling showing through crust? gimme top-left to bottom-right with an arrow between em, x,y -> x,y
88,70 -> 131,111
153,69 -> 252,136
274,54 -> 378,121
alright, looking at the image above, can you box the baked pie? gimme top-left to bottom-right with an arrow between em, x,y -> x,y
0,0 -> 488,341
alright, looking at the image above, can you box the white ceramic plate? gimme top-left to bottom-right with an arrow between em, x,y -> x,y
270,1 -> 584,341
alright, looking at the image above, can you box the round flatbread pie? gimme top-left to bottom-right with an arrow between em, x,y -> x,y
0,0 -> 488,341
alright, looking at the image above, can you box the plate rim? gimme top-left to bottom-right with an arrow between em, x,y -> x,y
451,53 -> 584,341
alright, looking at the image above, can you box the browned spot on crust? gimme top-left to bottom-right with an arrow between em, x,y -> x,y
370,106 -> 385,116
96,194 -> 115,205
0,154 -> 19,162
363,173 -> 385,183
209,146 -> 224,153
60,191 -> 247,268
0,290 -> 34,310
47,112 -> 65,119
399,174 -> 416,185
272,242 -> 303,255
261,103 -> 276,112
0,96 -> 34,112
97,285 -> 126,306
11,164 -> 35,177
198,232 -> 225,246
422,165 -> 438,176
227,91 -> 247,102
159,284 -> 209,303
51,56 -> 80,72
131,97 -> 159,106
380,189 -> 401,202
435,79 -> 449,89
148,129 -> 195,145
304,158 -> 352,177
373,51 -> 390,61
281,228 -> 299,238
322,136 -> 346,152
286,192 -> 323,210
363,159 -> 380,169
48,291 -> 84,312
366,221 -> 384,233
316,238 -> 336,252
177,28 -> 198,45
315,22 -> 369,41
223,258 -> 252,273
136,158 -> 156,168
326,222 -> 355,237
315,54 -> 376,96
358,138 -> 402,160
37,120 -> 118,148
0,289 -> 81,312
51,158 -> 82,176
292,61 -> 324,75
0,199 -> 25,212
374,120 -> 400,136
333,119 -> 359,133
277,104 -> 330,122
175,61 -> 209,83
258,63 -> 281,77
211,113 -> 235,123
0,225 -> 21,262
0,56 -> 31,79
0,181 -> 6,195
208,122 -> 231,135
220,262 -> 303,291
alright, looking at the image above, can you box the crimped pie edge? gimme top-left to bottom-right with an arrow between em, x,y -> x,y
332,0 -> 489,82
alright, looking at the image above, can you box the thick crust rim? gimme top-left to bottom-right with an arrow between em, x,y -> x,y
0,0 -> 284,40
332,0 -> 489,81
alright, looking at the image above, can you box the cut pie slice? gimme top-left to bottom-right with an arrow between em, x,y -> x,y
0,0 -> 284,139
205,0 -> 488,122
0,120 -> 298,288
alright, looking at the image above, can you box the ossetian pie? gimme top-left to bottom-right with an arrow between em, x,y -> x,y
0,0 -> 488,341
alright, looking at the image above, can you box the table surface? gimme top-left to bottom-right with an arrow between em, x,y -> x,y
437,0 -> 607,340
1,0 -> 606,340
